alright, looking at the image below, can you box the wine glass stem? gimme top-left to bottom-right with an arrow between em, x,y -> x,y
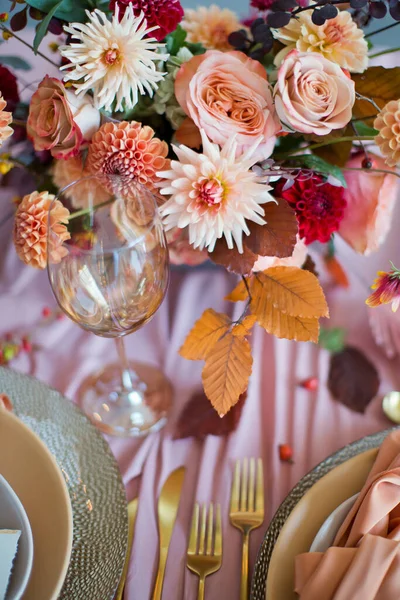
115,337 -> 138,392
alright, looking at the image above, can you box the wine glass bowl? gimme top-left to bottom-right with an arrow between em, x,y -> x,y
47,175 -> 172,436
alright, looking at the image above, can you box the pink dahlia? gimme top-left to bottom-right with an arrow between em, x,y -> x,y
109,0 -> 184,40
276,175 -> 346,245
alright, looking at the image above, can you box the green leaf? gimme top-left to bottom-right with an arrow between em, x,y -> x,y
0,55 -> 31,71
288,154 -> 347,187
184,41 -> 206,55
25,0 -> 92,22
319,327 -> 346,353
33,0 -> 64,54
165,24 -> 187,55
353,121 -> 379,137
275,133 -> 305,155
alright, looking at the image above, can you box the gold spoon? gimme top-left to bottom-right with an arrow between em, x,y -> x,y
382,391 -> 400,423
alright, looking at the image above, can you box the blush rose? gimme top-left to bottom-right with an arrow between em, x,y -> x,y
175,50 -> 280,159
274,50 -> 355,136
27,76 -> 100,159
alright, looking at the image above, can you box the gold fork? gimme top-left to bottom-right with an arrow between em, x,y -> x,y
187,503 -> 222,600
230,458 -> 264,600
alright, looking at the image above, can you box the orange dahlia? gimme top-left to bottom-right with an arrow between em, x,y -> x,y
13,191 -> 70,269
374,100 -> 400,168
86,121 -> 169,190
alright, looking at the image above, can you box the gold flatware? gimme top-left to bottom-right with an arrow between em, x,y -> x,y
230,458 -> 264,600
153,466 -> 186,600
187,503 -> 222,600
115,497 -> 139,600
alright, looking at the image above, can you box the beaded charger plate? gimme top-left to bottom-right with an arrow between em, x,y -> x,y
0,366 -> 128,600
250,428 -> 395,600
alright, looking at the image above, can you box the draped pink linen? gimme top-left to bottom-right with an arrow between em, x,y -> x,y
1,32 -> 400,599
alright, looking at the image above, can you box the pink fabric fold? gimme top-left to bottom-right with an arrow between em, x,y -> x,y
295,431 -> 400,600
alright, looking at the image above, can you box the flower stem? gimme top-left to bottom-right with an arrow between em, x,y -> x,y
0,25 -> 60,69
369,46 -> 400,59
11,119 -> 27,128
282,136 -> 375,159
68,198 -> 114,220
365,21 -> 400,39
343,166 -> 400,179
292,0 -> 350,15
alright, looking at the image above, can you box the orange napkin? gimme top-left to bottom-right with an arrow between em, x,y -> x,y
295,430 -> 400,600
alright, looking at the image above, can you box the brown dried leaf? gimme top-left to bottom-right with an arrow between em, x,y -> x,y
253,267 -> 329,319
353,67 -> 400,125
328,346 -> 380,413
209,239 -> 256,276
225,279 -> 249,302
179,308 -> 230,361
202,333 -> 253,416
246,200 -> 298,258
302,255 -> 318,278
312,125 -> 353,167
173,391 -> 246,440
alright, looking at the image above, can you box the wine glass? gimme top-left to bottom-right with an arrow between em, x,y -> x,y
47,174 -> 172,437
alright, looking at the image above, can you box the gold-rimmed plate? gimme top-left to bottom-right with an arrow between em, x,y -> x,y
0,366 -> 128,600
250,429 -> 396,600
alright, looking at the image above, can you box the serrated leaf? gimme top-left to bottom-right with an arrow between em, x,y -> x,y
232,315 -> 257,338
289,154 -> 346,187
225,279 -> 249,302
353,67 -> 400,125
209,240 -> 256,276
179,309 -> 230,361
253,267 -> 329,319
0,55 -> 31,71
250,276 -> 320,342
246,200 -> 298,258
319,327 -> 346,353
202,333 -> 253,416
33,0 -> 64,53
166,24 -> 187,55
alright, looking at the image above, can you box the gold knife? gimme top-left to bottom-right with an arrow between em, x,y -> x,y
115,498 -> 139,600
153,467 -> 186,600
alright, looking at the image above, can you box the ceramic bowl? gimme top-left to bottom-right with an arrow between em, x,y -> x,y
0,475 -> 34,599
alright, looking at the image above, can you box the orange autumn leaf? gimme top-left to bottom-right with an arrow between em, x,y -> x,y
232,315 -> 257,338
225,279 -> 248,302
202,332 -> 253,416
179,308 -> 231,361
252,294 -> 319,342
324,255 -> 349,288
255,267 -> 329,319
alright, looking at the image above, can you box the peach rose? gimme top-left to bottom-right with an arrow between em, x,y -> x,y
253,235 -> 307,272
175,50 -> 280,159
27,76 -> 100,159
274,50 -> 355,136
339,153 -> 398,255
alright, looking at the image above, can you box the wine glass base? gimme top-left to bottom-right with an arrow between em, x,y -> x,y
77,362 -> 173,437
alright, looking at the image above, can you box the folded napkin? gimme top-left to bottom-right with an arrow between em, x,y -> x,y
0,530 -> 21,600
295,430 -> 400,600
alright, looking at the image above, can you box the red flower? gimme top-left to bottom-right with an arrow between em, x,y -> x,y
0,64 -> 19,112
110,0 -> 184,41
276,175 -> 347,245
366,266 -> 400,313
250,0 -> 275,9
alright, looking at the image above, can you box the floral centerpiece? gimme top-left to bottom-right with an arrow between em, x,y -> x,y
1,0 -> 400,416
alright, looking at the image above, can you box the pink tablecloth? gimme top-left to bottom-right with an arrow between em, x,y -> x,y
1,179 -> 400,600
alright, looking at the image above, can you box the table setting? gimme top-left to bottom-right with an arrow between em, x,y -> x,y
1,0 -> 400,598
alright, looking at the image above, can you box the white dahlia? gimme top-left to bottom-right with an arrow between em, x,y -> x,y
158,130 -> 276,253
59,6 -> 169,112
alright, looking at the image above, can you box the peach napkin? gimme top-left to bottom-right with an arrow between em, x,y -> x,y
295,430 -> 400,600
